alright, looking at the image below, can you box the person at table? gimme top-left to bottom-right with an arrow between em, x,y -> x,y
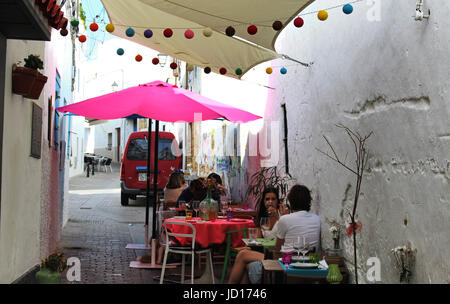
227,184 -> 319,284
227,187 -> 287,284
163,172 -> 186,209
176,178 -> 206,207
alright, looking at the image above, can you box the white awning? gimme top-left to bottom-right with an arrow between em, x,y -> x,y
101,0 -> 314,79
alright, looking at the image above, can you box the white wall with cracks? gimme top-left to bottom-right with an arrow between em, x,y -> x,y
255,0 -> 449,283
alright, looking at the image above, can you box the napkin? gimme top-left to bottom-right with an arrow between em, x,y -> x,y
318,259 -> 329,270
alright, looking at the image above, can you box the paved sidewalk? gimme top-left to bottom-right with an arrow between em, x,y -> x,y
58,164 -> 160,284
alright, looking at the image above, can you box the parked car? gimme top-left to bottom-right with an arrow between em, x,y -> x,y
120,131 -> 182,206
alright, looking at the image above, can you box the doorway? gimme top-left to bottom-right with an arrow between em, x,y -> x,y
116,127 -> 121,162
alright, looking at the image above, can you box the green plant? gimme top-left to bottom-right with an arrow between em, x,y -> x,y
41,253 -> 67,273
246,166 -> 294,207
24,54 -> 44,70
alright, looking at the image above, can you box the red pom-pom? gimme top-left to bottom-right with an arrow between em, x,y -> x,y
152,58 -> 159,65
247,25 -> 258,35
219,68 -> 227,75
184,29 -> 194,39
163,28 -> 173,38
135,55 -> 143,62
294,17 -> 304,28
78,35 -> 87,42
170,62 -> 178,69
90,22 -> 99,32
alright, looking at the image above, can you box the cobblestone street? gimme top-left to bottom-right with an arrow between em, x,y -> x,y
58,165 -> 162,284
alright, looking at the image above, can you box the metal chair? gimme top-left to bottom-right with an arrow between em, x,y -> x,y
103,157 -> 113,172
220,227 -> 248,284
160,221 -> 215,284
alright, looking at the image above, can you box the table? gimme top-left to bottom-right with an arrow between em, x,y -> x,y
163,217 -> 256,284
262,259 -> 329,284
242,238 -> 276,254
163,218 -> 256,248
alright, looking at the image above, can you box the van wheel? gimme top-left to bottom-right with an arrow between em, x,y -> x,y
121,192 -> 129,206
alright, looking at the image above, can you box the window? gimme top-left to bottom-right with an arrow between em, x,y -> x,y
126,138 -> 177,161
107,133 -> 112,150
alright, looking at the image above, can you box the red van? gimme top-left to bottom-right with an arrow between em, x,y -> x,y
120,131 -> 182,206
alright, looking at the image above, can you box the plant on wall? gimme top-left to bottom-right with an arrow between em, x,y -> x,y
317,124 -> 373,284
246,166 -> 294,209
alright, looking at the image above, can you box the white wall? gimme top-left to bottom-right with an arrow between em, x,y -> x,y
0,40 -> 44,283
260,0 -> 450,283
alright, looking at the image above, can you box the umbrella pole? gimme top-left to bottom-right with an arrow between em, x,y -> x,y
145,119 -> 152,249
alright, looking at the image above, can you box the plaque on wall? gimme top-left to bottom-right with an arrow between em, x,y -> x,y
31,102 -> 42,159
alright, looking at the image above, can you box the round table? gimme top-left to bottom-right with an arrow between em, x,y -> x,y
163,217 -> 256,248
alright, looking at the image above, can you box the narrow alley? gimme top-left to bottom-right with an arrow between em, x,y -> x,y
57,165 -> 157,283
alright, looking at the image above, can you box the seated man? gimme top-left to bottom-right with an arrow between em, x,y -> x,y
227,184 -> 320,284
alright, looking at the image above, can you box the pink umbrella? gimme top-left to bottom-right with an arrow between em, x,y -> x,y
57,80 -> 261,123
57,80 -> 261,268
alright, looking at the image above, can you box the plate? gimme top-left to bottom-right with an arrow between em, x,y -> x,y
170,216 -> 186,219
290,262 -> 319,269
230,218 -> 247,222
291,256 -> 310,262
217,216 -> 227,219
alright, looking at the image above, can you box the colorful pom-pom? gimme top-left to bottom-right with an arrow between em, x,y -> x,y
60,28 -> 68,36
247,25 -> 258,35
135,55 -> 143,62
126,27 -> 135,37
318,10 -> 328,21
272,21 -> 283,31
294,17 -> 304,28
187,64 -> 194,72
144,29 -> 153,38
164,28 -> 173,38
280,67 -> 287,74
170,62 -> 178,69
225,26 -> 235,37
70,19 -> 79,27
219,68 -> 227,75
152,58 -> 159,65
106,24 -> 115,33
203,28 -> 213,37
78,35 -> 86,43
90,22 -> 98,32
204,67 -> 211,74
184,29 -> 194,39
343,4 -> 353,15
117,48 -> 124,55
266,67 -> 273,74
235,68 -> 243,75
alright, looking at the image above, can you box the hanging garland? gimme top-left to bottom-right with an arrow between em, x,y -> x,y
75,1 -> 360,76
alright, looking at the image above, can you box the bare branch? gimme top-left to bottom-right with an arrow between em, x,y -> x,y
315,148 -> 359,175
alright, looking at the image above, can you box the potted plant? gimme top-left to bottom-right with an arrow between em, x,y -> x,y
12,54 -> 48,99
35,252 -> 67,284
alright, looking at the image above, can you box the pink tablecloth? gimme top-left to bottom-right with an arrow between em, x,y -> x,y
163,218 -> 256,248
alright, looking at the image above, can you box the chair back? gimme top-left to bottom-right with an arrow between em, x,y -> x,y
164,221 -> 197,250
105,158 -> 112,165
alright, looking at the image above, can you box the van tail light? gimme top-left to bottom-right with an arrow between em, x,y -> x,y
120,162 -> 125,181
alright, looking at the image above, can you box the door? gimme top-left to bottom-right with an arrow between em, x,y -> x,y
116,127 -> 120,162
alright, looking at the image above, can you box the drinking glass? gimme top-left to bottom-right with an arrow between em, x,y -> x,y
192,200 -> 200,218
293,237 -> 301,258
220,200 -> 228,216
299,236 -> 310,262
259,217 -> 270,238
248,228 -> 258,244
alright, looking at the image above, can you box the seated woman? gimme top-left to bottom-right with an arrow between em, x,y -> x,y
207,172 -> 230,211
227,187 -> 287,284
176,178 -> 206,206
163,172 -> 186,209
227,184 -> 320,284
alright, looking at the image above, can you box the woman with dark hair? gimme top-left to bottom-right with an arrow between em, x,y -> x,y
176,178 -> 206,206
163,172 -> 186,207
227,188 -> 288,284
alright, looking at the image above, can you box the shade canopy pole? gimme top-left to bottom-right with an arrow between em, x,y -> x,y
152,120 -> 160,240
145,119 -> 152,248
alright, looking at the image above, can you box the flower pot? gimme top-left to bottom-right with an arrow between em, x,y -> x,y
12,65 -> 39,96
35,268 -> 61,284
24,72 -> 47,99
